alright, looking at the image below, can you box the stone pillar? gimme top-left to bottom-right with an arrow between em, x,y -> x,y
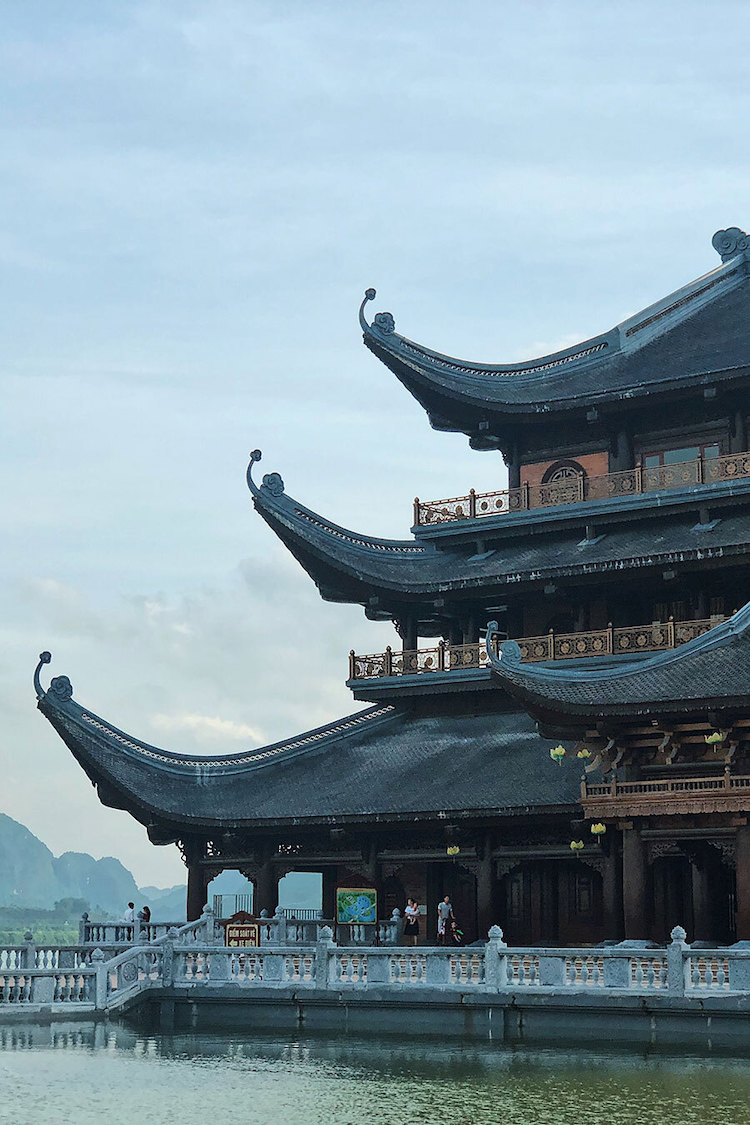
622,826 -> 647,938
735,826 -> 750,940
253,861 -> 278,917
186,864 -> 208,922
322,867 -> 338,921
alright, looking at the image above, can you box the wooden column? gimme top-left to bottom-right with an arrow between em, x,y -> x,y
691,860 -> 713,941
735,827 -> 750,940
612,426 -> 634,472
731,409 -> 747,454
622,826 -> 647,938
603,831 -> 624,940
186,864 -> 208,922
402,614 -> 418,654
253,861 -> 278,917
476,849 -> 495,941
322,867 -> 338,921
507,445 -> 521,490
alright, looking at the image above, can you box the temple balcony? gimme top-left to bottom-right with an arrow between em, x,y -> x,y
348,615 -> 727,685
581,771 -> 750,820
413,451 -> 750,528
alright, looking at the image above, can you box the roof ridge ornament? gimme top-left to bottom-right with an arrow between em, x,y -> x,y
712,227 -> 749,263
246,448 -> 285,499
359,288 -> 395,336
33,650 -> 52,700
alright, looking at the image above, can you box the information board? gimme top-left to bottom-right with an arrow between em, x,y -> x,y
336,887 -> 378,924
225,922 -> 260,947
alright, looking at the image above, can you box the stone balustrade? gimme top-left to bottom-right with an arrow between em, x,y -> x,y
7,923 -> 750,1015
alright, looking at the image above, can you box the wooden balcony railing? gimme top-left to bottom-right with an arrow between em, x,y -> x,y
414,451 -> 750,525
582,771 -> 750,819
348,616 -> 726,680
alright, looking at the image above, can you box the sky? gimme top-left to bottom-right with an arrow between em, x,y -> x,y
2,0 -> 749,887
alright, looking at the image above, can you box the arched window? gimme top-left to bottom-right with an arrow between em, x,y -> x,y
541,458 -> 587,485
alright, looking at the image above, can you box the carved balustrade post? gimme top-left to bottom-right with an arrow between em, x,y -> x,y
22,931 -> 36,971
92,948 -> 107,1010
349,650 -> 355,680
438,640 -> 446,672
606,622 -> 613,655
384,646 -> 392,677
521,481 -> 530,510
667,925 -> 687,996
413,497 -> 420,526
667,616 -> 675,649
635,464 -> 643,493
200,903 -> 216,945
274,906 -> 287,946
315,925 -> 336,989
484,925 -> 507,990
469,488 -> 477,519
548,629 -> 555,661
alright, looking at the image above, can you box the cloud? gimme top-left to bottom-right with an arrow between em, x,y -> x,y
151,712 -> 264,744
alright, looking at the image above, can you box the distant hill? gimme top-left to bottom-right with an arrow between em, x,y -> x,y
0,813 -> 320,920
0,813 -> 180,917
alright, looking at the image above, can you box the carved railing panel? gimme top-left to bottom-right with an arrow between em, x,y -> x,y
414,451 -> 750,525
350,617 -> 725,679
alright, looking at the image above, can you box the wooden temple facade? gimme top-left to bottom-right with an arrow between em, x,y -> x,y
36,225 -> 750,946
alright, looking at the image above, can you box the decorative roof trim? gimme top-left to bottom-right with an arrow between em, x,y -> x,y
36,652 -> 396,773
361,229 -> 750,404
483,601 -> 750,713
247,449 -> 426,557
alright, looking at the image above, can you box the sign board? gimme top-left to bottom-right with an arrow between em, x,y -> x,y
336,887 -> 378,925
224,913 -> 260,948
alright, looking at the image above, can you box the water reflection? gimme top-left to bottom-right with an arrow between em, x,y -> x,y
1,1024 -> 750,1124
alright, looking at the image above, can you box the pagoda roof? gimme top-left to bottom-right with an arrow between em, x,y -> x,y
486,601 -> 750,723
360,228 -> 750,438
247,450 -> 750,606
34,653 -> 578,835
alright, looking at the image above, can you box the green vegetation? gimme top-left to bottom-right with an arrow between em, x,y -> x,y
0,897 -> 93,945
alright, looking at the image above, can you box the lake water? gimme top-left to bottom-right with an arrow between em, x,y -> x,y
1,1023 -> 750,1125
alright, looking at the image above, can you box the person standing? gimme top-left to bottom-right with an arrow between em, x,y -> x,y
403,898 -> 420,946
123,902 -> 135,923
436,895 -> 454,945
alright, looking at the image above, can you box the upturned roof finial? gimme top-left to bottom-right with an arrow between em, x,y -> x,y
712,227 -> 749,262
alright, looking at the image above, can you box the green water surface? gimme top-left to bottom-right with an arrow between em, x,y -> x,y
1,1024 -> 750,1125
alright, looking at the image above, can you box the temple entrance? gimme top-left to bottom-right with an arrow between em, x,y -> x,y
650,849 -> 736,944
500,861 -> 604,946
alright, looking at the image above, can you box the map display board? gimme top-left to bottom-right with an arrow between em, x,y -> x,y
336,887 -> 377,924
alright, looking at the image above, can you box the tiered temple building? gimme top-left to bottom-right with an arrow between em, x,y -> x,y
36,226 -> 750,946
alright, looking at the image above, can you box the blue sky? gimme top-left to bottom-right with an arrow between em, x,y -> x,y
2,1 -> 749,885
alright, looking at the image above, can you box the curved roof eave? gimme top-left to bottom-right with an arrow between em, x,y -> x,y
34,651 -> 397,825
246,449 -> 429,597
484,602 -> 750,718
359,236 -> 750,418
33,654 -> 582,827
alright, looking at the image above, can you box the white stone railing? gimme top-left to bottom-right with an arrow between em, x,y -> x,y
7,924 -> 750,1013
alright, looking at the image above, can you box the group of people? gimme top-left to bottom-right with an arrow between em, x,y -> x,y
402,895 -> 464,946
123,902 -> 151,928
